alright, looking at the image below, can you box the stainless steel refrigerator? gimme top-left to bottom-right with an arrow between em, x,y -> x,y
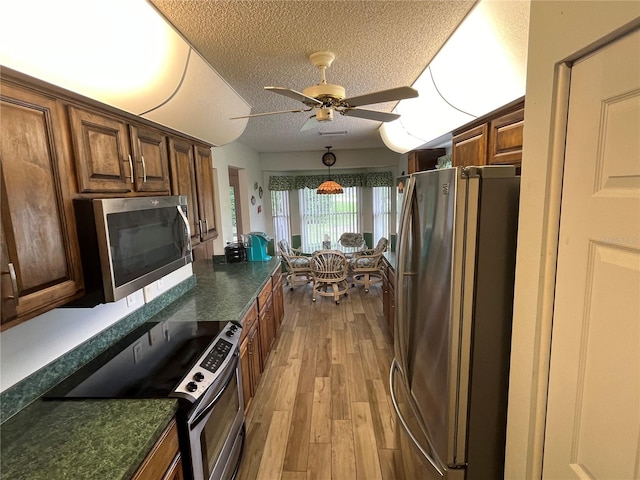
390,166 -> 520,479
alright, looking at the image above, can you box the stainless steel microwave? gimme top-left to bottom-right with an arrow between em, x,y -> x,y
73,196 -> 192,306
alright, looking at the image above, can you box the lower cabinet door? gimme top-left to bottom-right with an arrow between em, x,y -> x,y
132,419 -> 182,480
240,336 -> 252,411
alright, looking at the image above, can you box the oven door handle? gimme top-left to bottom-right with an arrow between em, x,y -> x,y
190,350 -> 239,428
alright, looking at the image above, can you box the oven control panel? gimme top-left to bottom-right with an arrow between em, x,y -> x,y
173,321 -> 241,402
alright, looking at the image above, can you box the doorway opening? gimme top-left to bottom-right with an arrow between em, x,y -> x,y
228,167 -> 243,242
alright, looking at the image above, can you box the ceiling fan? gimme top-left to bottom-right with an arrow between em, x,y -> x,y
231,51 -> 419,130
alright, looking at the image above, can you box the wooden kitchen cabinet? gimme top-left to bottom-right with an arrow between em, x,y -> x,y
193,144 -> 217,242
168,137 -> 200,245
272,269 -> 284,330
0,81 -> 84,329
168,138 -> 218,259
132,418 -> 183,480
129,124 -> 171,193
452,97 -> 524,168
407,148 -> 446,173
68,106 -> 170,195
452,124 -> 488,168
239,301 -> 261,411
487,107 -> 525,166
257,281 -> 275,368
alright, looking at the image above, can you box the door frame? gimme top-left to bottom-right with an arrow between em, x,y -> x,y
228,167 -> 244,241
506,15 -> 640,479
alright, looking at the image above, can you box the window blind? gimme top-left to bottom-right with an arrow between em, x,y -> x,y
299,187 -> 360,252
271,190 -> 291,251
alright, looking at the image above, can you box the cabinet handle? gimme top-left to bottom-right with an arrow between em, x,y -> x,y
1,263 -> 19,305
198,220 -> 203,237
127,155 -> 134,184
203,218 -> 209,233
139,155 -> 147,183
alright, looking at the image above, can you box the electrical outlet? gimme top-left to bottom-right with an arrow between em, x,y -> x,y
162,323 -> 170,342
133,342 -> 142,363
157,278 -> 164,290
126,294 -> 137,307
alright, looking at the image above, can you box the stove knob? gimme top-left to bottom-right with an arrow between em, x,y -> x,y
226,330 -> 234,337
186,382 -> 198,392
230,324 -> 238,331
193,372 -> 205,382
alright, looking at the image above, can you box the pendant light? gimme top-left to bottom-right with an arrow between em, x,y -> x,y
317,146 -> 343,195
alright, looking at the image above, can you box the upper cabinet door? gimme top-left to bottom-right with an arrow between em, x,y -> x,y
68,105 -> 132,193
0,82 -> 83,328
487,107 -> 525,166
168,136 -> 200,245
452,124 -> 488,168
194,144 -> 217,241
129,124 -> 170,194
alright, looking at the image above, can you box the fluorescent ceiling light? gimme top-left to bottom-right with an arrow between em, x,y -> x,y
381,0 -> 530,153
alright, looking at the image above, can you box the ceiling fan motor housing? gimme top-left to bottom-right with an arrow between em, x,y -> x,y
316,107 -> 334,122
302,83 -> 346,104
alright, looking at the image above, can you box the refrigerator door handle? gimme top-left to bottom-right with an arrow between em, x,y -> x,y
390,358 -> 446,476
394,175 -> 416,369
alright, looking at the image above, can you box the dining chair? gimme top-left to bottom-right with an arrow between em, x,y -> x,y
350,237 -> 388,293
310,250 -> 350,304
278,239 -> 312,290
337,232 -> 366,257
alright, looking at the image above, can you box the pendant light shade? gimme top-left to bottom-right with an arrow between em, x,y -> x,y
317,146 -> 343,194
317,179 -> 344,194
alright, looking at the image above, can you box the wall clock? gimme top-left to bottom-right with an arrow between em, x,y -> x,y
322,147 -> 336,167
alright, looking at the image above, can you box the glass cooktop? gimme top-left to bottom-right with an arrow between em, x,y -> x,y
46,321 -> 229,399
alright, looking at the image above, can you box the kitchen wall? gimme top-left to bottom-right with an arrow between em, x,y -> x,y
211,141 -> 270,253
259,147 -> 405,241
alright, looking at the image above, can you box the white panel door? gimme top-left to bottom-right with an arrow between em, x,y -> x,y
543,30 -> 640,479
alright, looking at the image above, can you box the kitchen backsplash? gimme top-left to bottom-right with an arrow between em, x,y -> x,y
0,268 -> 195,423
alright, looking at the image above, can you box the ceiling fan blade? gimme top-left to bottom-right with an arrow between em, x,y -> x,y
342,86 -> 418,107
230,108 -> 309,119
342,108 -> 400,122
300,115 -> 318,131
265,86 -> 323,106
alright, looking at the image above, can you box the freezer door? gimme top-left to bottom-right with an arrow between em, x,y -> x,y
393,168 -> 470,470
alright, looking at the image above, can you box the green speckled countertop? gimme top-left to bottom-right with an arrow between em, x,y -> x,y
383,251 -> 396,271
0,258 -> 280,480
1,399 -> 177,480
150,258 -> 280,324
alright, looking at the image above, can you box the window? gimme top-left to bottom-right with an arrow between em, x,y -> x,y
299,187 -> 360,252
271,190 -> 291,250
229,185 -> 238,241
373,186 -> 391,243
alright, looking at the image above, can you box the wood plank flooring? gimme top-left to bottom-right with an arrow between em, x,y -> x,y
238,282 -> 406,480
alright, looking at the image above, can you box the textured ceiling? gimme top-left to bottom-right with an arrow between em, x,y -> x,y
150,0 -> 476,153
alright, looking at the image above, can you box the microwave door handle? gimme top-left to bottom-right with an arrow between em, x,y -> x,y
177,206 -> 191,251
390,358 -> 446,476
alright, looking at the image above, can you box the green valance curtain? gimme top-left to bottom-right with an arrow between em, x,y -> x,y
269,171 -> 393,191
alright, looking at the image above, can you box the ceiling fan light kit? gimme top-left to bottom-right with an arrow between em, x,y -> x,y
231,51 -> 418,130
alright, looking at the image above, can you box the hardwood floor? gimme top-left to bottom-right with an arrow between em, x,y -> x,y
238,282 -> 406,480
